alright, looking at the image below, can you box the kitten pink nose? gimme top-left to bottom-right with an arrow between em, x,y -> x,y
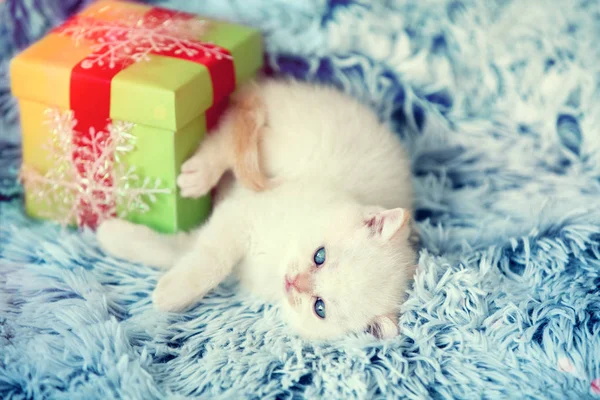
286,273 -> 312,294
285,276 -> 294,292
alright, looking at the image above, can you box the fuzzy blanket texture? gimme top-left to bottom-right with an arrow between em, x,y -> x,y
1,0 -> 600,398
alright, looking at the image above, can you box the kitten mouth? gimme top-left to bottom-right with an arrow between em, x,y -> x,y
284,275 -> 302,308
286,292 -> 300,308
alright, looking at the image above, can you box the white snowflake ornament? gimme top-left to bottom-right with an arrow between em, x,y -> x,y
56,9 -> 232,69
20,108 -> 171,229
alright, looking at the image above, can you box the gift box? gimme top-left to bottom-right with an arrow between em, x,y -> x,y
10,0 -> 263,233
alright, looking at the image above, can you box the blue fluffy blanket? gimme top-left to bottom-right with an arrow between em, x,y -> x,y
2,0 -> 600,398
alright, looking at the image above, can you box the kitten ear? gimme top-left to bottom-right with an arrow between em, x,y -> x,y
367,314 -> 399,340
364,208 -> 410,241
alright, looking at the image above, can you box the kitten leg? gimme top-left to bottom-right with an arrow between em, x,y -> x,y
177,84 -> 270,198
177,128 -> 234,199
97,219 -> 195,269
152,200 -> 249,312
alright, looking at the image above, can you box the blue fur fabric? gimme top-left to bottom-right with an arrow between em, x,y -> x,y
1,0 -> 600,398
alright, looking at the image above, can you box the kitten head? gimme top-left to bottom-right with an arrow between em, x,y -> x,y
279,204 -> 417,341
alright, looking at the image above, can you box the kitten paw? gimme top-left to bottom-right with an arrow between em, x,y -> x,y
152,252 -> 224,312
177,156 -> 222,198
152,270 -> 203,312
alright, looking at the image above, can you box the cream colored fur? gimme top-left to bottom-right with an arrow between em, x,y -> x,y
97,79 -> 417,340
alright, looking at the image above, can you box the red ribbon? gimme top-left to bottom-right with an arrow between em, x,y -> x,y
59,6 -> 235,228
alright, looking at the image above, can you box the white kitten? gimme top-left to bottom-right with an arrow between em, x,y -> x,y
97,79 -> 417,340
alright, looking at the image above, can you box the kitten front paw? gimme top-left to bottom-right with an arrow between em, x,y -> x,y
152,271 -> 202,312
177,156 -> 222,198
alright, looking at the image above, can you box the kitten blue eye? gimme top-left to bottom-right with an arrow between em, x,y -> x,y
313,247 -> 326,266
314,298 -> 326,319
